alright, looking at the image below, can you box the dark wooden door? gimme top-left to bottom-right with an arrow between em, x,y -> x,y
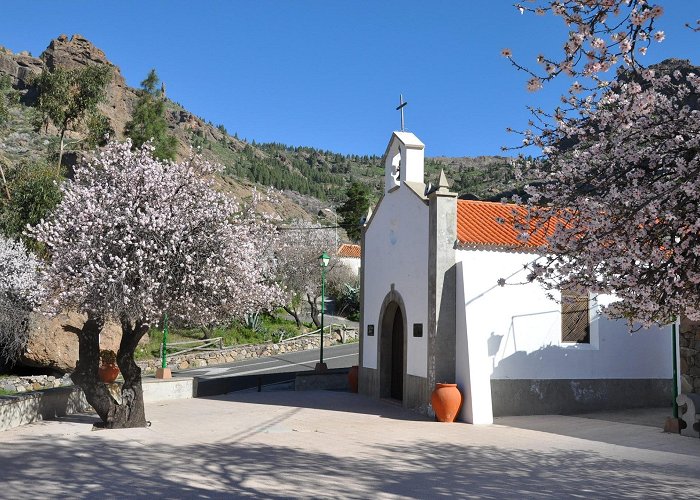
390,307 -> 404,401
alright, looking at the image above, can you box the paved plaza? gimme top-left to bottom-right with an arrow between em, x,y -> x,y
1,391 -> 699,499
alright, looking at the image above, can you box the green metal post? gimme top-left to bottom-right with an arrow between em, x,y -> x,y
161,313 -> 168,369
672,321 -> 678,418
320,264 -> 326,365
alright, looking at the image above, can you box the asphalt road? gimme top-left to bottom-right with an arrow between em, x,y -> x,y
172,342 -> 359,380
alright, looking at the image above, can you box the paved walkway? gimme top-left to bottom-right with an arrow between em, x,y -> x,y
1,392 -> 699,499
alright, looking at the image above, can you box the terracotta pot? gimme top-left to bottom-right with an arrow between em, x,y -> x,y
431,383 -> 462,423
348,365 -> 359,393
98,363 -> 120,384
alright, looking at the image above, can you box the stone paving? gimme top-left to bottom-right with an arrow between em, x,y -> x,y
1,391 -> 699,499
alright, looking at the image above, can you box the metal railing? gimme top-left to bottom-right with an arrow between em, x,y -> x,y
280,323 -> 357,344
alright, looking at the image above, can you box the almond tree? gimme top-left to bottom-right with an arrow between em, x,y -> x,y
31,140 -> 283,428
275,220 -> 337,327
505,2 -> 700,326
0,234 -> 44,366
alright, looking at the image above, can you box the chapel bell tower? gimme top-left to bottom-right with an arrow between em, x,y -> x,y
383,131 -> 425,194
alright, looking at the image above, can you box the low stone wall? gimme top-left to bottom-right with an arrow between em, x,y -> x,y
138,330 -> 357,374
0,378 -> 195,431
680,317 -> 700,394
295,369 -> 349,391
0,386 -> 91,431
0,374 -> 73,393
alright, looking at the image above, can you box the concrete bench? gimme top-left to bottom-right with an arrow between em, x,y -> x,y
676,393 -> 700,438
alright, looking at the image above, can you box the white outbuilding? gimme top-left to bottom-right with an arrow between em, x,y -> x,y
336,243 -> 361,276
359,130 -> 675,423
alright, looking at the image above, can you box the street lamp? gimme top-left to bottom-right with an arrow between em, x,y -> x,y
316,251 -> 331,372
156,312 -> 172,379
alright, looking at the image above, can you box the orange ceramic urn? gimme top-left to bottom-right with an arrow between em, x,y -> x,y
431,383 -> 462,422
98,364 -> 120,384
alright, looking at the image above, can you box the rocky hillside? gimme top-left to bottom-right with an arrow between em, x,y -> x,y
0,34 -> 516,217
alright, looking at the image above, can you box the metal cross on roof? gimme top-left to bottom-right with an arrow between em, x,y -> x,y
396,94 -> 407,131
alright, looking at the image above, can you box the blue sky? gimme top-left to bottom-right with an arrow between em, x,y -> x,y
1,1 -> 697,157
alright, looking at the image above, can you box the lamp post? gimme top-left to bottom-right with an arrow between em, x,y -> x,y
156,312 -> 172,379
316,251 -> 330,372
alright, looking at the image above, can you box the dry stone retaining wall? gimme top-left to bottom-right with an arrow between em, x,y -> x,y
138,330 -> 356,374
0,374 -> 73,393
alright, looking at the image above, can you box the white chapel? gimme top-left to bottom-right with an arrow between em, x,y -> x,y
358,130 -> 674,423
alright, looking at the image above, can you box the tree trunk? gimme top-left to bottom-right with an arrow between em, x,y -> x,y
283,305 -> 302,328
200,324 -> 215,339
68,314 -> 150,429
57,127 -> 66,172
307,293 -> 321,328
110,317 -> 149,428
68,315 -> 113,423
0,160 -> 10,201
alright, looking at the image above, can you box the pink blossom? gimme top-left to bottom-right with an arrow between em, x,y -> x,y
527,77 -> 543,92
30,140 -> 285,326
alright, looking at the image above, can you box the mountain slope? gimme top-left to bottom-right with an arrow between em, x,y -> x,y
0,34 -> 517,220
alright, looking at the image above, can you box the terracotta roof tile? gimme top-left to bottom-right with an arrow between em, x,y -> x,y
456,200 -> 555,249
337,243 -> 361,258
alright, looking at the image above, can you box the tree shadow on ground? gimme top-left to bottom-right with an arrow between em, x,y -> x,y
1,431 -> 698,498
494,412 -> 700,458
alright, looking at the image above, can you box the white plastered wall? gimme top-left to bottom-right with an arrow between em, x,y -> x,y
362,187 -> 429,377
455,248 -> 672,384
455,261 -> 494,424
337,256 -> 361,276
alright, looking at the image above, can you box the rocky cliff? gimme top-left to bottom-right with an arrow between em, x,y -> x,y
0,34 -> 318,221
40,34 -> 137,141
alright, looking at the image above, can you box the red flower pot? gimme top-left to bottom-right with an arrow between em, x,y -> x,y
431,383 -> 462,423
98,363 -> 120,384
348,365 -> 359,393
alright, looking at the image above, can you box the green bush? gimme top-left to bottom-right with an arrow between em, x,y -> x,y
135,312 -> 304,361
0,161 -> 63,248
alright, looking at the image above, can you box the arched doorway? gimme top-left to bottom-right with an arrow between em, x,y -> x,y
390,307 -> 404,400
379,300 -> 405,401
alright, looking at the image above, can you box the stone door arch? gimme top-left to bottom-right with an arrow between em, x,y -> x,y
379,287 -> 407,401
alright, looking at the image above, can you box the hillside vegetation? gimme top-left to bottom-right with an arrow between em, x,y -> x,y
0,34 -> 517,226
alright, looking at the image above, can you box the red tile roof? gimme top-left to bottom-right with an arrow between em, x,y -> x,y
456,200 -> 556,249
337,243 -> 361,258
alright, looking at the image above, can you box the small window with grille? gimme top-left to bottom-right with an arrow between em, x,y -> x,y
561,286 -> 590,344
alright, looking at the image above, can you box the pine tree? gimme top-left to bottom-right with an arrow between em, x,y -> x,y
337,182 -> 371,242
124,69 -> 177,160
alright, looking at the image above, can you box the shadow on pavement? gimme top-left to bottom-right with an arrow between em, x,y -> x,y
1,431 -> 697,498
495,411 -> 700,458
